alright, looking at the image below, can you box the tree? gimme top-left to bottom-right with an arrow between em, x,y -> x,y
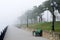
54,0 -> 60,13
43,0 -> 60,31
43,0 -> 56,21
36,5 -> 45,22
43,0 -> 60,20
25,9 -> 37,24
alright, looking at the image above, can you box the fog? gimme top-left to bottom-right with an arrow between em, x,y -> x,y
0,0 -> 46,28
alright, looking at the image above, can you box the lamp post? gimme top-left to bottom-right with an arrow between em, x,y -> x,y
51,0 -> 57,31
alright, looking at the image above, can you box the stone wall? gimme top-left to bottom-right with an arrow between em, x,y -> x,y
21,27 -> 60,40
42,31 -> 60,40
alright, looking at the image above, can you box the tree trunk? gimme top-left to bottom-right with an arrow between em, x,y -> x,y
39,17 -> 40,22
54,15 -> 56,21
40,15 -> 42,22
50,9 -> 56,31
27,16 -> 28,27
31,19 -> 33,24
39,15 -> 42,22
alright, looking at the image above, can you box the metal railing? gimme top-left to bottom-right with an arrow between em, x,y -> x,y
0,26 -> 8,40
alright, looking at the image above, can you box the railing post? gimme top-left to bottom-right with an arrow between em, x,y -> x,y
0,26 -> 8,40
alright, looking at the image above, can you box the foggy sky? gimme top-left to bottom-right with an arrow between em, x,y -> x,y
0,0 -> 46,27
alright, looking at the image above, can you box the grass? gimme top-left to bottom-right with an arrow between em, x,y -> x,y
27,21 -> 60,32
28,22 -> 51,30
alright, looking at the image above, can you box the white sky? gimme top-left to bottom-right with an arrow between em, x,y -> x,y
0,0 -> 46,27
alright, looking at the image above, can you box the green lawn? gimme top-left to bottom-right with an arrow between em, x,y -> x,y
19,21 -> 60,32
27,21 -> 60,32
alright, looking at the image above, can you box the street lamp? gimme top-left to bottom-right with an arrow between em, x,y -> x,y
51,0 -> 58,31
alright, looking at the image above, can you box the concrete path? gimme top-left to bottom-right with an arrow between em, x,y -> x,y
4,26 -> 48,40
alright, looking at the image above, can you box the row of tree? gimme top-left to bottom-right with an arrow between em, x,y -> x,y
19,0 -> 60,24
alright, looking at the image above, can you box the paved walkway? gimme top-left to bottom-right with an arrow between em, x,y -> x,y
4,26 -> 48,40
